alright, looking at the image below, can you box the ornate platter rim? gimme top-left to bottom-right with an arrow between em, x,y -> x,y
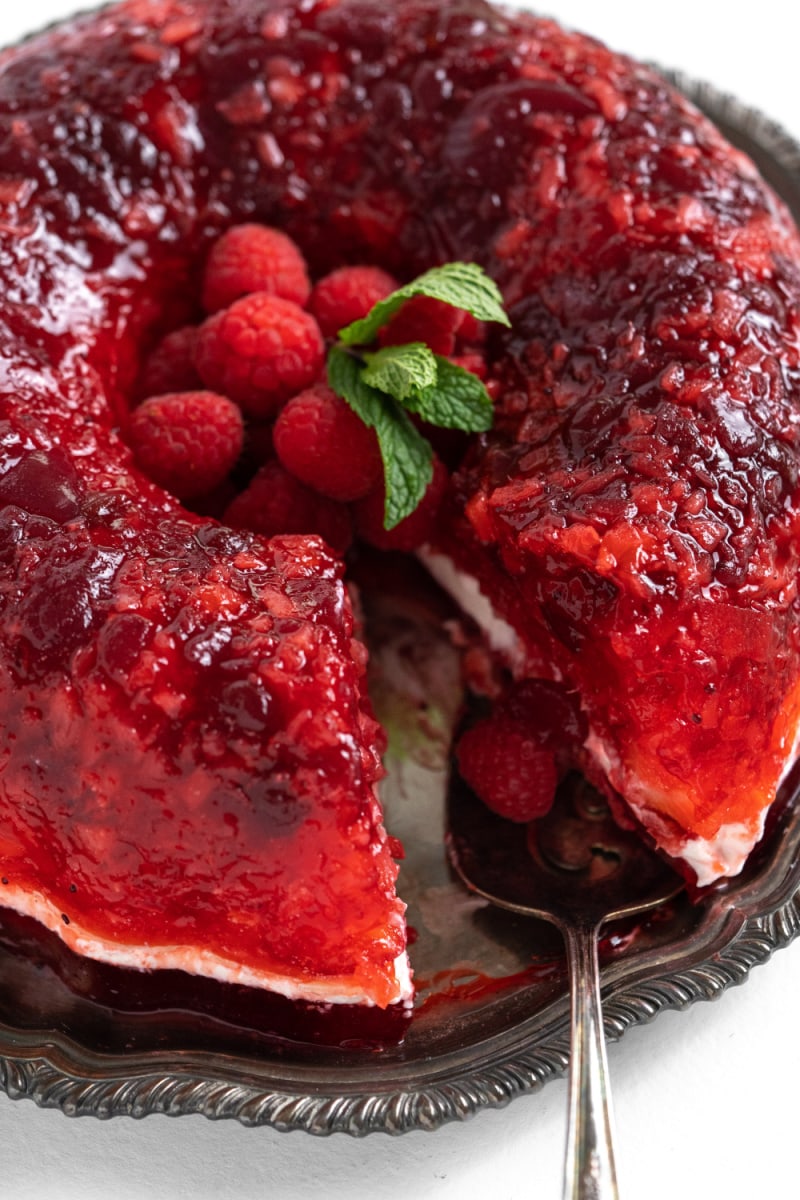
0,21 -> 799,1134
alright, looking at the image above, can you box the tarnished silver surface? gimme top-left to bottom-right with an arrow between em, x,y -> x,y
0,36 -> 799,1134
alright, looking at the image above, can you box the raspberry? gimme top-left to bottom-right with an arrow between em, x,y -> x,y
456,312 -> 486,346
496,679 -> 586,753
201,224 -> 311,313
456,715 -> 558,823
128,391 -> 244,500
137,326 -> 201,398
353,455 -> 448,552
379,294 -> 465,356
274,384 -> 382,502
195,294 -> 324,418
223,461 -> 353,554
308,266 -> 399,338
449,351 -> 488,380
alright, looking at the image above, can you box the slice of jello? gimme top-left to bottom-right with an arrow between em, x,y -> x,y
0,492 -> 408,1006
423,56 -> 800,883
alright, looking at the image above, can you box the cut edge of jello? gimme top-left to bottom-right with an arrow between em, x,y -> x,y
0,881 -> 413,1006
419,547 -> 800,887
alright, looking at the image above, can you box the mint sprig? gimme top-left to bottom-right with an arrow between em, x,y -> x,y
328,346 -> 433,530
326,261 -> 508,530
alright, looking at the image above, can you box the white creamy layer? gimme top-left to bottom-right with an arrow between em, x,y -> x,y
2,884 -> 413,1007
586,728 -> 776,886
677,816 -> 768,887
418,548 -> 526,672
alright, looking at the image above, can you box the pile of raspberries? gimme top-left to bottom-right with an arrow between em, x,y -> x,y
129,223 -> 559,823
129,222 -> 490,555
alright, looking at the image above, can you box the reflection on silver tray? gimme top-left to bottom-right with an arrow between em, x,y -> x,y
1,66 -> 800,1136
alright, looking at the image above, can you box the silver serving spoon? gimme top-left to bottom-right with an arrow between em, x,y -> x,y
447,774 -> 684,1200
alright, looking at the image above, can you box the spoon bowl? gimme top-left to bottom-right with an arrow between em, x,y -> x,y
447,772 -> 684,1200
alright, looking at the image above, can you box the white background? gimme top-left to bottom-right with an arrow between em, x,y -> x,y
2,2 -> 800,1197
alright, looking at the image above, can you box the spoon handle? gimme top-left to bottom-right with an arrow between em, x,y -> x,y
561,920 -> 620,1200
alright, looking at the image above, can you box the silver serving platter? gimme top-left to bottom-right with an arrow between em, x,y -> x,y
1,50 -> 800,1135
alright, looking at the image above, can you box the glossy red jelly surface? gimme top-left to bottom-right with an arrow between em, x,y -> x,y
441,49 -> 800,855
432,8 -> 800,859
0,0 -> 799,1006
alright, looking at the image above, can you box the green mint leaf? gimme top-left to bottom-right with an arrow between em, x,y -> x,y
361,342 -> 438,402
404,356 -> 495,432
326,261 -> 509,530
376,403 -> 435,531
327,345 -> 434,529
338,262 -> 510,347
327,343 -> 382,428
